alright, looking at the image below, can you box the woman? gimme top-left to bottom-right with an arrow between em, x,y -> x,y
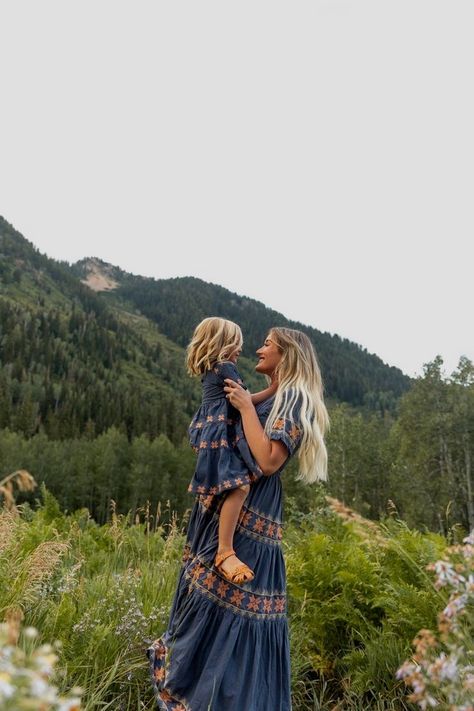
146,327 -> 329,711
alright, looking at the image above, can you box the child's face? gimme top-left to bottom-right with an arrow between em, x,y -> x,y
229,344 -> 242,363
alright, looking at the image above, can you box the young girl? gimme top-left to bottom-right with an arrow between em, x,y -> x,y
186,316 -> 277,585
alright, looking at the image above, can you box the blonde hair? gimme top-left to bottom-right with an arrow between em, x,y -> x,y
265,327 -> 330,484
186,317 -> 243,376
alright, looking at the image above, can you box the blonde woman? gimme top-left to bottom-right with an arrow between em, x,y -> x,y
147,327 -> 329,711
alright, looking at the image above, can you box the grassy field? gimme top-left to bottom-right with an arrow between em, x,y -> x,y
1,483 -> 472,710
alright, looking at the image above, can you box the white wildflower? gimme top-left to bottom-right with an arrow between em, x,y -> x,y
0,675 -> 15,700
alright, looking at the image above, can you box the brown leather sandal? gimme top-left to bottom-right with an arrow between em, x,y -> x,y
214,548 -> 255,585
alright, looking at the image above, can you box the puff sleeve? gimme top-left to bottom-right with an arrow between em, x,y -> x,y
268,394 -> 304,456
213,361 -> 246,389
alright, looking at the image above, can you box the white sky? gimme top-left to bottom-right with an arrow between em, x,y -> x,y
1,1 -> 472,379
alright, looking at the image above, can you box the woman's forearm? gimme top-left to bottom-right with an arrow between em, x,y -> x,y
239,404 -> 287,475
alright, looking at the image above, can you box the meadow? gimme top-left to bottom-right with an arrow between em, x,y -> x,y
1,477 -> 472,711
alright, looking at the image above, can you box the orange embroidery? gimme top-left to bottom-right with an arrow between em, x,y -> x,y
185,558 -> 287,618
199,441 -> 207,449
203,572 -> 217,590
191,564 -> 206,582
206,415 -> 213,422
289,424 -> 301,441
273,418 -> 285,430
218,414 -> 225,421
154,666 -> 165,681
217,580 -> 230,598
266,523 -> 275,537
274,598 -> 286,612
253,518 -> 265,533
247,594 -> 261,612
263,598 -> 273,613
229,589 -> 245,606
220,438 -> 228,448
211,440 -> 219,449
240,511 -> 252,526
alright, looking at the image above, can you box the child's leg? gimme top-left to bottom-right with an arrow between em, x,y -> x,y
217,484 -> 250,556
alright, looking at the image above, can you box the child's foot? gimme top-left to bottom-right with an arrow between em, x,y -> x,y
214,548 -> 255,584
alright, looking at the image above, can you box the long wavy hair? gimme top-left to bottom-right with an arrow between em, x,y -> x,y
264,327 -> 330,484
186,317 -> 243,376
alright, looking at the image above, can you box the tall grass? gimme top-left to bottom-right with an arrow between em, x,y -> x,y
1,485 -> 187,710
1,484 -> 469,710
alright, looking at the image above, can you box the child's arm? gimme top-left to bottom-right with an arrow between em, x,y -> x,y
250,380 -> 278,405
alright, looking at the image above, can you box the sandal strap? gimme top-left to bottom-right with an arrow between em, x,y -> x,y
232,565 -> 252,576
215,549 -> 235,567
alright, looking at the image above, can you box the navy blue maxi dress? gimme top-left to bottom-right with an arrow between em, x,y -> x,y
146,394 -> 303,711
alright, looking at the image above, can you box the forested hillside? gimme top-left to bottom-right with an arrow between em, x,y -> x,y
1,216 -> 472,533
84,269 -> 413,413
0,217 -> 197,442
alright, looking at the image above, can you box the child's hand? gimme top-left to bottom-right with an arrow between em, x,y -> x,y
224,378 -> 253,411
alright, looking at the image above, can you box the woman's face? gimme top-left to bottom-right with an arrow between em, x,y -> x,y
255,334 -> 282,377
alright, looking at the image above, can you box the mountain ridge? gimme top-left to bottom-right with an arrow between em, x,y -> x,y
73,260 -> 412,408
1,215 -> 412,440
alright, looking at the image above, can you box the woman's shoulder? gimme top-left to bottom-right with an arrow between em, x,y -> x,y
255,395 -> 275,418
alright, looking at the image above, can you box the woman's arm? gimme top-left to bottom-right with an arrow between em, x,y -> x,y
250,380 -> 278,405
224,378 -> 288,476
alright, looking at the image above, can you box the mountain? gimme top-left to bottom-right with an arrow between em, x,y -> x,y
0,215 -> 412,447
0,217 -> 199,442
73,258 -> 412,410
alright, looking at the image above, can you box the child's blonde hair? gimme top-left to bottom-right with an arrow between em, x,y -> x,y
265,327 -> 330,484
186,317 -> 243,376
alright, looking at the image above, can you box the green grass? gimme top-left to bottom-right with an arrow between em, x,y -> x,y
0,486 -> 458,710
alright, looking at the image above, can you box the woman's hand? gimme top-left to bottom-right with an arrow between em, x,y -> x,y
224,378 -> 253,412
224,377 -> 288,476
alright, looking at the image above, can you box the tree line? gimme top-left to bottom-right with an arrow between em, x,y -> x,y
2,355 -> 472,532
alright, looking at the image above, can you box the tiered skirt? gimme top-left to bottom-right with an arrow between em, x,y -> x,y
146,474 -> 291,711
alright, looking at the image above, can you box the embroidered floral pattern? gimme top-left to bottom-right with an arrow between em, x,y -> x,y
190,417 -> 236,430
147,638 -> 192,710
183,555 -> 287,620
289,423 -> 301,441
271,417 -> 301,442
195,495 -> 284,544
187,471 -> 259,496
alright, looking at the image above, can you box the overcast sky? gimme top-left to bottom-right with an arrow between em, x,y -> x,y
1,1 -> 472,379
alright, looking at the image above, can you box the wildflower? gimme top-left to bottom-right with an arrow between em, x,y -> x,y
0,675 -> 15,700
396,528 -> 474,710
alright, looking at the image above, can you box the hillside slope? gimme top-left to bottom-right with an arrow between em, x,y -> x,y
81,267 -> 412,411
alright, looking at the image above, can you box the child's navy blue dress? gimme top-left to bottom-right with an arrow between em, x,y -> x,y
187,361 -> 263,496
